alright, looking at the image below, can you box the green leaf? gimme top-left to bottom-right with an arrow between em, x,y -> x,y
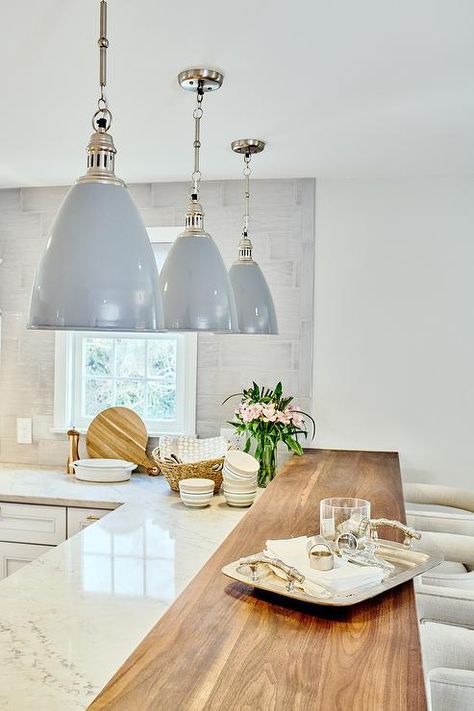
221,392 -> 244,406
286,436 -> 304,456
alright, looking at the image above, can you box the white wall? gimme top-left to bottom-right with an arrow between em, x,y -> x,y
312,178 -> 474,487
0,179 -> 314,466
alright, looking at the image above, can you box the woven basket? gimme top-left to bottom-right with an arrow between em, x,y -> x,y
151,447 -> 223,494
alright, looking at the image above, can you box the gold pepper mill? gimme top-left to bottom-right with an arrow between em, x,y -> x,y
66,428 -> 80,474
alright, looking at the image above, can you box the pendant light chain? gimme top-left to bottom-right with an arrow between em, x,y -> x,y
191,81 -> 205,197
93,0 -> 112,133
243,152 -> 252,235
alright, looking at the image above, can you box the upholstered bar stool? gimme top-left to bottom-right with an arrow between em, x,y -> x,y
403,482 -> 474,624
420,620 -> 474,710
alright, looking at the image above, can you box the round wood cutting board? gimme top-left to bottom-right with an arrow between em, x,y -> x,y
86,407 -> 159,475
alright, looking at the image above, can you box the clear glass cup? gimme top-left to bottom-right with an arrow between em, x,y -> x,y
319,498 -> 371,543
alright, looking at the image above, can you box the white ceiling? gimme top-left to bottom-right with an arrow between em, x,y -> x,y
0,0 -> 473,187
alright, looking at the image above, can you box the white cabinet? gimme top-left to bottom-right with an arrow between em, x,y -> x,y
0,541 -> 54,580
67,507 -> 109,537
0,502 -> 66,545
0,501 -> 110,581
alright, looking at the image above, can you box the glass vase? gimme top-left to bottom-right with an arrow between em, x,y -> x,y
257,440 -> 277,487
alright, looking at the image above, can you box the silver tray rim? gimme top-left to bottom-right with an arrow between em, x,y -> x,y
221,539 -> 443,607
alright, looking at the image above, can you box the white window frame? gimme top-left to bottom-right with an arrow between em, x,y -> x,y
53,227 -> 197,436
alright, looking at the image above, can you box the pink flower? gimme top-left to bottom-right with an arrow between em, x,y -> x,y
276,409 -> 292,425
290,411 -> 304,428
262,403 -> 278,422
238,402 -> 264,422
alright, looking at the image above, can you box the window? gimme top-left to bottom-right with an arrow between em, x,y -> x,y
54,230 -> 197,435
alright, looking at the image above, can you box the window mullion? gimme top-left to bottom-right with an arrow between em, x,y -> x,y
145,339 -> 149,420
113,338 -> 117,405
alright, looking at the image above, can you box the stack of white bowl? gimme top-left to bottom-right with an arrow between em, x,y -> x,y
178,478 -> 214,508
223,450 -> 259,507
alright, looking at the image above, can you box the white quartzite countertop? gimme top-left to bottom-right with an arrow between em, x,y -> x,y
0,464 -> 254,710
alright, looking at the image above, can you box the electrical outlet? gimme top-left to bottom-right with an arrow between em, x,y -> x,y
17,418 -> 32,444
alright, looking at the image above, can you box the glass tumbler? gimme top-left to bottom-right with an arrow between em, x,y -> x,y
319,498 -> 371,543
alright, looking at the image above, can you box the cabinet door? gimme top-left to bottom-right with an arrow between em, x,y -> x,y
0,541 -> 54,580
67,507 -> 109,538
0,502 -> 66,545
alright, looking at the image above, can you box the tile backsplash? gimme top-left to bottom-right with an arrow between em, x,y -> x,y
0,178 -> 315,466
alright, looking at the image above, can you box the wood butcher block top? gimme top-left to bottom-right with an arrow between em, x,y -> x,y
89,449 -> 427,711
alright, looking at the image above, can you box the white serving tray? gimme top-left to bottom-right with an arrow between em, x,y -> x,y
222,540 -> 443,607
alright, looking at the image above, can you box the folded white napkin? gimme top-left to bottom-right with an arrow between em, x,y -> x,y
265,536 -> 385,596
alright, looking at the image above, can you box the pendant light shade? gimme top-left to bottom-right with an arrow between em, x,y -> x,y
161,198 -> 237,332
27,0 -> 164,332
229,249 -> 278,335
229,139 -> 278,334
160,68 -> 238,333
28,180 -> 163,331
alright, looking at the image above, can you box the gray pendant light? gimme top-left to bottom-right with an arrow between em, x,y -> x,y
160,69 -> 238,333
228,139 -> 278,334
28,0 -> 163,332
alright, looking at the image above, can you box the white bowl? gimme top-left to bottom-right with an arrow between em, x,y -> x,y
223,479 -> 257,492
225,484 -> 256,495
180,490 -> 213,500
179,478 -> 215,494
179,491 -> 213,508
224,493 -> 255,508
73,459 -> 136,483
224,493 -> 257,503
180,498 -> 212,509
225,450 -> 259,475
223,473 -> 257,485
223,464 -> 256,481
224,489 -> 257,498
224,487 -> 257,497
223,480 -> 257,492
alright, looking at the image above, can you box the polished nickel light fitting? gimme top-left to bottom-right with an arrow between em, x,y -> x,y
28,0 -> 164,331
228,139 -> 278,334
160,69 -> 238,332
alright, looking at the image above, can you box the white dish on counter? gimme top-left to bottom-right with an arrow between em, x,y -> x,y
179,491 -> 214,508
223,489 -> 256,507
178,478 -> 214,507
224,450 -> 259,477
178,478 -> 215,495
72,459 -> 136,483
222,474 -> 257,490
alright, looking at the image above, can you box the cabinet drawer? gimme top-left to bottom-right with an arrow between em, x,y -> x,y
0,502 -> 66,545
0,541 -> 54,579
67,507 -> 109,538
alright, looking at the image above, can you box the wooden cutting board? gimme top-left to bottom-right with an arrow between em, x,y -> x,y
86,407 -> 159,475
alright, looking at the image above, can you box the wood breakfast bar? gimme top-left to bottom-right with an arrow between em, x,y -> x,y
89,450 -> 427,711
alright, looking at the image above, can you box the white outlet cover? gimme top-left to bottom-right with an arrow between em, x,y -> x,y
17,418 -> 32,444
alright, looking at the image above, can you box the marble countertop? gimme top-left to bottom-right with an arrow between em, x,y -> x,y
0,465 -> 253,710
